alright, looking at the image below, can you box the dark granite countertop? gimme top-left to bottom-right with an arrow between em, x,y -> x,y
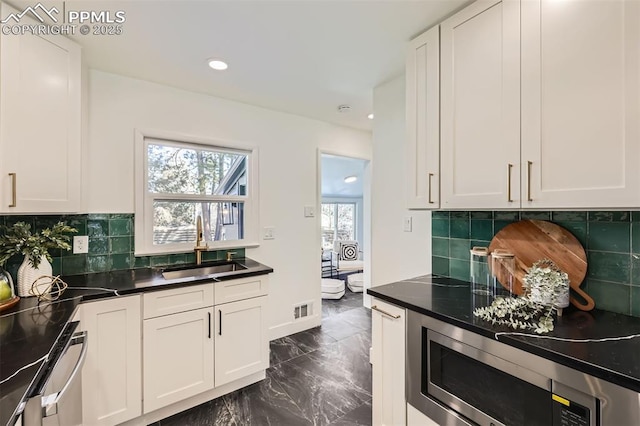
0,257 -> 272,426
367,274 -> 640,394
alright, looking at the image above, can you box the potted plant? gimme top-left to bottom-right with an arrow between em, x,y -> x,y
0,222 -> 76,297
473,259 -> 569,334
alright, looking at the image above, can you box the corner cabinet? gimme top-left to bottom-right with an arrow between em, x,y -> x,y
440,0 -> 521,209
371,299 -> 406,426
406,25 -> 440,209
80,295 -> 142,426
0,3 -> 81,213
520,0 -> 640,208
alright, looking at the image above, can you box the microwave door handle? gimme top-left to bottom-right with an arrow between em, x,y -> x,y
41,331 -> 88,415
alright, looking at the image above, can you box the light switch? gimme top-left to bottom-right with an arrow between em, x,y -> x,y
403,216 -> 413,232
304,206 -> 315,217
263,227 -> 275,240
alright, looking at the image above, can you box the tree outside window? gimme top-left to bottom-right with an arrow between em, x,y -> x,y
321,202 -> 356,249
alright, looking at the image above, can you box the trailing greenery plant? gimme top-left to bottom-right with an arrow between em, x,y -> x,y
474,259 -> 569,334
0,222 -> 77,268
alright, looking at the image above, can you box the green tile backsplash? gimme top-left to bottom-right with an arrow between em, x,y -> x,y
432,210 -> 640,317
0,214 -> 244,278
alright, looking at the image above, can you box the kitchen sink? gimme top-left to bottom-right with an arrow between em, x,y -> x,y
162,262 -> 248,280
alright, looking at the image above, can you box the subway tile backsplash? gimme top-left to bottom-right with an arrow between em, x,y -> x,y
0,214 -> 244,278
432,210 -> 640,317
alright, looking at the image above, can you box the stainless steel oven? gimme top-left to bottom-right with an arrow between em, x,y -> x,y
407,311 -> 640,426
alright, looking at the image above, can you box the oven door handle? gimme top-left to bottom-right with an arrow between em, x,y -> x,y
41,331 -> 88,414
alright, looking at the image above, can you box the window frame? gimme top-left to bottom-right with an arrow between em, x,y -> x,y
134,129 -> 259,255
321,201 -> 358,250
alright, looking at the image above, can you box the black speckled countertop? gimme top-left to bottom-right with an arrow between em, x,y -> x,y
367,275 -> 640,394
0,257 -> 272,426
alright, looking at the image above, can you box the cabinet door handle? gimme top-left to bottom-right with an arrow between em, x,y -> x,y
372,305 -> 401,319
507,164 -> 513,203
527,161 -> 533,202
208,312 -> 212,339
218,309 -> 222,336
8,173 -> 16,207
428,173 -> 435,204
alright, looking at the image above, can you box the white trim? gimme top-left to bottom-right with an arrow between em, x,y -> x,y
134,129 -> 259,256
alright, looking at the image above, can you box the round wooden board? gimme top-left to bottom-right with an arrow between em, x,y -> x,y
488,220 -> 594,311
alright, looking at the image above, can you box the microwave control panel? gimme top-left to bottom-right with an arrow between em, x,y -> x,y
552,394 -> 591,426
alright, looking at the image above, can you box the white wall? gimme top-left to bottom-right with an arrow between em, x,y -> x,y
369,75 -> 431,300
87,70 -> 371,339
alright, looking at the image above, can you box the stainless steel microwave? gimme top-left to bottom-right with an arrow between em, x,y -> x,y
407,311 -> 640,425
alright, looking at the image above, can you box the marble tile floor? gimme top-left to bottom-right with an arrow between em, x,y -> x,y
151,289 -> 372,426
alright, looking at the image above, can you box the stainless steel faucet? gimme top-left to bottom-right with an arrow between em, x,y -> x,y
194,215 -> 208,265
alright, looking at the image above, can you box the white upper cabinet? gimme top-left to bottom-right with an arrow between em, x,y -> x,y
521,0 -> 640,208
406,25 -> 440,209
0,3 -> 81,213
440,0 -> 521,209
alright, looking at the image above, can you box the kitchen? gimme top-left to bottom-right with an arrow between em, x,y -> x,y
1,0 -> 639,425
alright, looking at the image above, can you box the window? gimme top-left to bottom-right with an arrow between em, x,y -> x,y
135,132 -> 258,255
321,202 -> 356,249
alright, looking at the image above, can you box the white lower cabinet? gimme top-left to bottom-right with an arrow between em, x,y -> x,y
143,307 -> 215,413
80,295 -> 142,426
214,296 -> 268,387
407,403 -> 438,426
371,298 -> 406,426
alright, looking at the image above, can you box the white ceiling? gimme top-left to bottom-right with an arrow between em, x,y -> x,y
321,154 -> 367,198
7,0 -> 470,130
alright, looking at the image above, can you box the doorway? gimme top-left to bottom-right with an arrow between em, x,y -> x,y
318,152 -> 370,307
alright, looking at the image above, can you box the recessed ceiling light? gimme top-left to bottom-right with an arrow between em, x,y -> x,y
337,105 -> 352,113
208,59 -> 228,71
367,113 -> 374,120
344,175 -> 357,183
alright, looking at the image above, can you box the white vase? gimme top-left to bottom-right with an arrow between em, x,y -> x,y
17,255 -> 52,297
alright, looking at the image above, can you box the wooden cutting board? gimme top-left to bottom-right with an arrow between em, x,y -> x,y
488,220 -> 595,311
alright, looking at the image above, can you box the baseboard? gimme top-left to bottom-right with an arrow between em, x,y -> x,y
268,314 -> 322,340
118,371 -> 266,426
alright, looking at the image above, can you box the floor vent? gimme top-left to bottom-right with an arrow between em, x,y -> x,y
294,303 -> 311,320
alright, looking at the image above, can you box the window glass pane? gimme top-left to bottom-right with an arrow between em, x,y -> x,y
321,203 -> 355,249
337,204 -> 355,240
153,201 -> 244,245
148,143 -> 247,195
321,203 -> 336,249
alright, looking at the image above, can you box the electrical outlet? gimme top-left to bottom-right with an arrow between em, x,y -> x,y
73,236 -> 89,254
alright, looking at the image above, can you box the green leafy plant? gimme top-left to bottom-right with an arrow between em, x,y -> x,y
0,222 -> 77,268
474,259 -> 569,334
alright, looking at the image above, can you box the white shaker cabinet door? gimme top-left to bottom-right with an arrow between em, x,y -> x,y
143,307 -> 215,413
440,0 -> 521,209
81,296 -> 142,426
0,3 -> 81,213
521,0 -> 640,208
371,299 -> 406,426
214,296 -> 268,387
406,25 -> 440,209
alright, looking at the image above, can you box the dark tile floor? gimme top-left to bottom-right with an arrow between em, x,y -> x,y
153,289 -> 372,426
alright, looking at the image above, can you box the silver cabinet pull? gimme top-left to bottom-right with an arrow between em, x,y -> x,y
527,161 -> 533,202
507,164 -> 513,202
428,173 -> 435,204
372,305 -> 401,319
8,173 -> 16,207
